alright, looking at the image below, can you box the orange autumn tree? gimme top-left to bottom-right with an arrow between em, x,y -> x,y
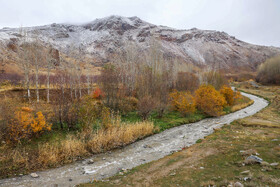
92,87 -> 104,99
219,85 -> 234,106
195,85 -> 226,117
233,90 -> 242,102
169,90 -> 196,116
8,107 -> 52,142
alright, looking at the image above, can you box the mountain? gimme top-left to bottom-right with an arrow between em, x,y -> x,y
0,15 -> 279,71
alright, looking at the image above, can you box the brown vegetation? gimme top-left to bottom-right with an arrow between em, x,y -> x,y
256,56 -> 280,85
202,71 -> 228,90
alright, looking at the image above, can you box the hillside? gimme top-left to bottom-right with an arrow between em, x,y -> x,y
0,15 -> 280,71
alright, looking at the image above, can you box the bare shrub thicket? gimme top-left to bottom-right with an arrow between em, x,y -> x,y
99,41 -> 177,118
202,70 -> 228,90
256,56 -> 280,85
99,64 -> 120,109
175,72 -> 199,92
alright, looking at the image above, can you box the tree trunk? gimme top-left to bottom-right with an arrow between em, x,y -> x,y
25,71 -> 31,102
35,63 -> 39,103
47,67 -> 50,103
87,74 -> 90,95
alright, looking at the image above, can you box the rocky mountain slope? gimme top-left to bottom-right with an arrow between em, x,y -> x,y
0,15 -> 279,71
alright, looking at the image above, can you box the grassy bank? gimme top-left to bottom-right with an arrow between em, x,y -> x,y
82,85 -> 280,186
0,93 -> 252,178
0,121 -> 155,178
122,94 -> 252,132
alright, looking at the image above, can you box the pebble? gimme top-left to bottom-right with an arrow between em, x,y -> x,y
102,158 -> 106,160
234,182 -> 244,187
30,173 -> 39,178
240,170 -> 250,175
87,159 -> 94,164
271,139 -> 278,141
243,177 -> 251,181
244,155 -> 263,164
69,178 -> 73,181
270,162 -> 279,166
170,172 -> 176,176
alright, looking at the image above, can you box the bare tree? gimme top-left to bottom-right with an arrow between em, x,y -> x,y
45,45 -> 57,103
30,33 -> 45,103
18,30 -> 32,101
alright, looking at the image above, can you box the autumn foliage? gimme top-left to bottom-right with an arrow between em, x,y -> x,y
169,90 -> 196,116
195,85 -> 226,116
219,85 -> 234,106
92,87 -> 104,99
8,107 -> 52,142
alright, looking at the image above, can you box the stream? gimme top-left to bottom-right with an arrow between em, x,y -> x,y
0,91 -> 269,187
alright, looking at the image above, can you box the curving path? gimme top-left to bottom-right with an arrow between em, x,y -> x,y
0,91 -> 268,187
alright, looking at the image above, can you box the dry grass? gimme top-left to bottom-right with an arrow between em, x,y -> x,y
86,121 -> 155,153
239,119 -> 279,128
37,135 -> 88,167
0,120 -> 155,177
231,100 -> 254,112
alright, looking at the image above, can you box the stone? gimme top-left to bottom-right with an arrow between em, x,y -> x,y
244,155 -> 263,165
243,177 -> 251,181
170,172 -> 176,176
87,159 -> 94,164
69,178 -> 73,181
234,182 -> 244,187
30,173 -> 39,178
102,158 -> 106,160
240,170 -> 250,175
270,162 -> 279,166
271,139 -> 278,141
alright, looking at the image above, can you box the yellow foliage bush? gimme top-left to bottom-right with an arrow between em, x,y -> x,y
195,85 -> 226,116
8,107 -> 52,142
169,90 -> 196,116
219,85 -> 234,106
233,90 -> 242,102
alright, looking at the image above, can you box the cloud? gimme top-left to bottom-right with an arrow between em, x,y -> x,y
0,0 -> 279,46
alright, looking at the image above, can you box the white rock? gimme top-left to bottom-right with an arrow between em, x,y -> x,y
30,173 -> 39,178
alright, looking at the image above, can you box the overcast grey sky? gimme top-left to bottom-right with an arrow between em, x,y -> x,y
0,0 -> 279,47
